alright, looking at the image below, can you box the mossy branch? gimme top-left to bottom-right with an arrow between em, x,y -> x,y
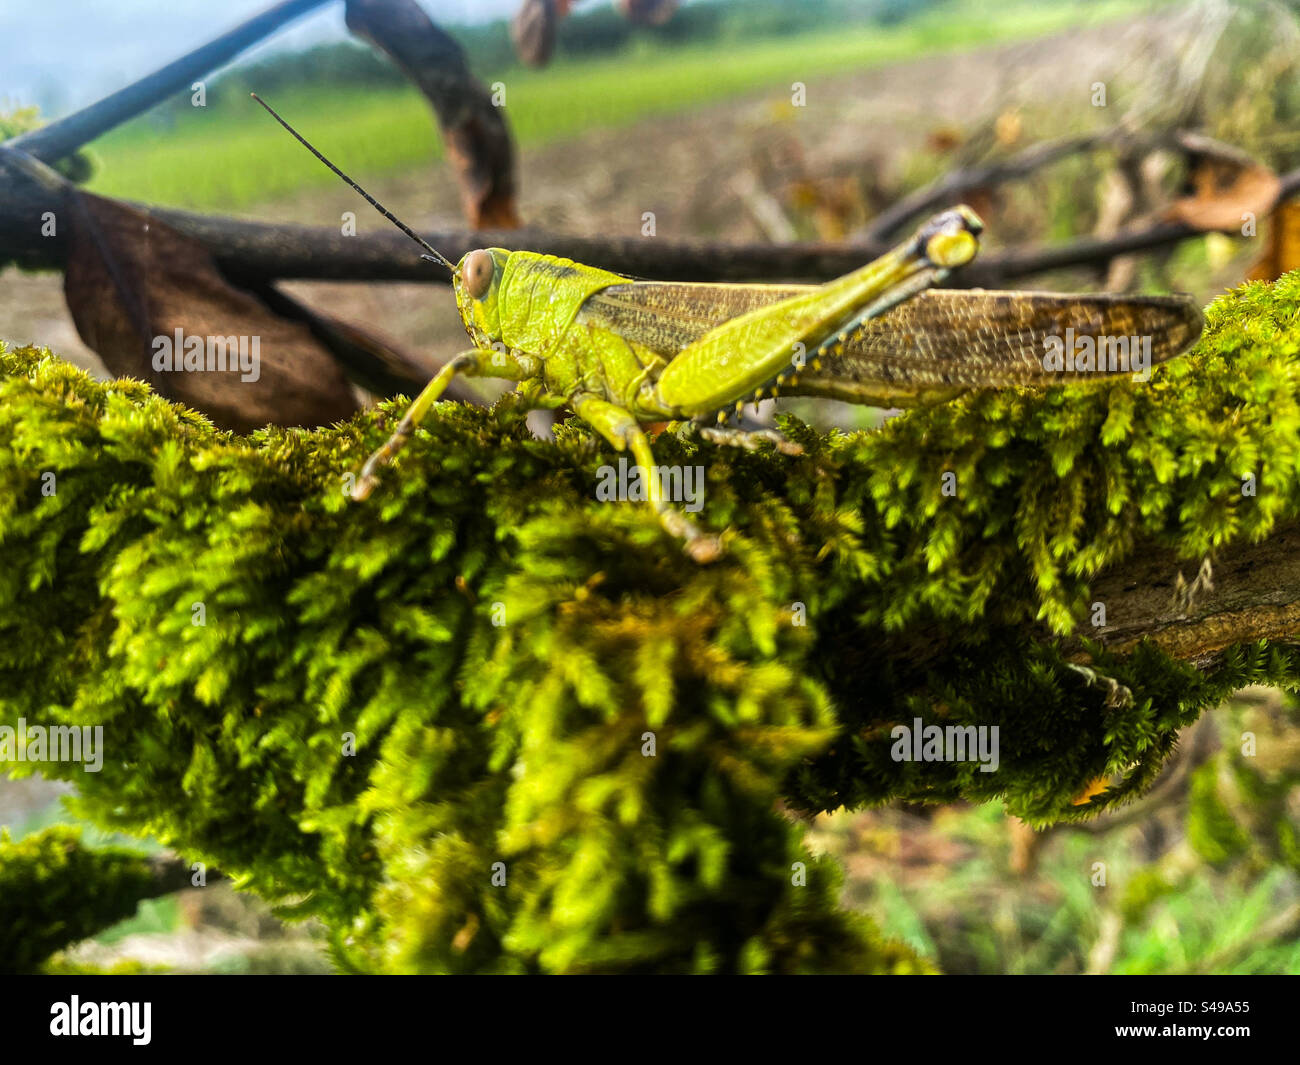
0,826 -> 195,974
3,271 -> 1300,971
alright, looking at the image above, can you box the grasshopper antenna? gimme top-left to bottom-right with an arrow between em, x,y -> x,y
250,93 -> 458,274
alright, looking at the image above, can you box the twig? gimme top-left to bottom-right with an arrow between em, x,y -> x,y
144,156 -> 1300,285
5,0 -> 333,165
857,129 -> 1129,244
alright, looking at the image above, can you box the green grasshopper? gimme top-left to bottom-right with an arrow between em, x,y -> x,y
254,96 -> 1203,561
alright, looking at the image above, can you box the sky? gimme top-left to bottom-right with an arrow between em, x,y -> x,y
0,0 -> 563,117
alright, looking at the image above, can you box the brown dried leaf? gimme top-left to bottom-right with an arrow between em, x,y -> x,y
346,0 -> 519,230
1166,136 -> 1281,233
1071,776 -> 1110,806
63,191 -> 359,433
1247,199 -> 1300,282
785,176 -> 865,242
252,283 -> 481,405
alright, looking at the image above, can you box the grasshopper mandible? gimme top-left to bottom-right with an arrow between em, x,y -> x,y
253,96 -> 1203,562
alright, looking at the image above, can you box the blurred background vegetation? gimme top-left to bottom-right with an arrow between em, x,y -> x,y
3,0 -> 1299,973
82,0 -> 1149,209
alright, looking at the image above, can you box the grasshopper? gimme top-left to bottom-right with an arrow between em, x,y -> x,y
254,96 -> 1203,561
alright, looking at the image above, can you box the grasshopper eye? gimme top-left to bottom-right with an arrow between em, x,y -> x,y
463,249 -> 495,300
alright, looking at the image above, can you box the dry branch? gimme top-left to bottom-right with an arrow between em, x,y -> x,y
7,144 -> 1298,290
856,128 -> 1127,244
6,0 -> 332,164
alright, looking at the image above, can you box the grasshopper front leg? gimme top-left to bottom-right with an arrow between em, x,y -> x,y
352,347 -> 532,501
573,394 -> 722,563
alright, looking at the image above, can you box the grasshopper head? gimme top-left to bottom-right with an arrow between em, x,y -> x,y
453,248 -> 512,346
913,205 -> 984,269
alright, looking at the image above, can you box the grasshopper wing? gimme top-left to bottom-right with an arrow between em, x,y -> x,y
578,283 -> 1203,408
576,279 -> 814,358
783,289 -> 1204,407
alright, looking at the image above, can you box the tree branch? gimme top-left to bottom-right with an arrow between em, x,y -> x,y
1077,519 -> 1300,668
7,144 -> 1295,288
856,128 -> 1127,244
6,0 -> 332,164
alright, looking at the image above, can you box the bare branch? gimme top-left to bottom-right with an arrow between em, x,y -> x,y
5,141 -> 1298,289
856,128 -> 1130,244
1073,520 -> 1300,668
5,0 -> 333,164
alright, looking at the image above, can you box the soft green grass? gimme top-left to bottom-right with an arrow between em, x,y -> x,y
93,896 -> 180,946
853,801 -> 1300,975
85,0 -> 1150,211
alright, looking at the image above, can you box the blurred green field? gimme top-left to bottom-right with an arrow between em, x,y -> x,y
84,0 -> 1148,211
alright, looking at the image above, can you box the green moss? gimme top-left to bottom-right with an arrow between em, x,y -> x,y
40,958 -> 161,974
0,826 -> 168,974
4,271 -> 1300,972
